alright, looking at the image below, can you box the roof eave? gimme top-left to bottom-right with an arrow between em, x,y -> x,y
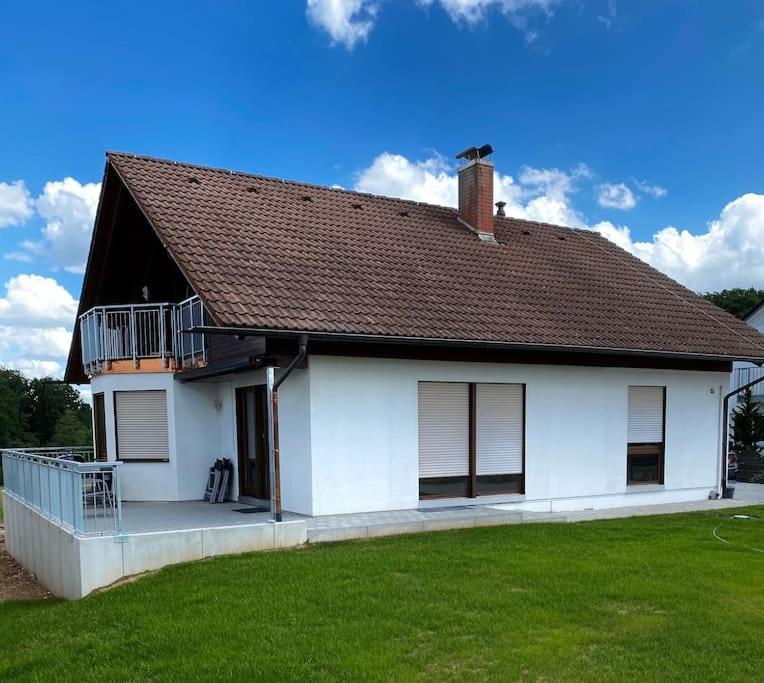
191,325 -> 764,364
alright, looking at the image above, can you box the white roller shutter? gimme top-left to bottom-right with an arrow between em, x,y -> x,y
115,390 -> 170,460
418,382 -> 469,478
627,386 -> 664,443
476,383 -> 524,475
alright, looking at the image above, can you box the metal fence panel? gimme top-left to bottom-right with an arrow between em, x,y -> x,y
1,448 -> 121,537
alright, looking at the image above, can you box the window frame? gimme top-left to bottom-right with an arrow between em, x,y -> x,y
626,386 -> 666,486
418,381 -> 526,499
113,389 -> 170,462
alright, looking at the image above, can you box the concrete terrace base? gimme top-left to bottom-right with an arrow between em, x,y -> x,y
2,492 -> 307,599
4,491 -> 757,600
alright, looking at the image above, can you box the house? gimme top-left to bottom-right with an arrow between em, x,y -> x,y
731,300 -> 764,407
4,146 -> 764,598
62,146 -> 764,514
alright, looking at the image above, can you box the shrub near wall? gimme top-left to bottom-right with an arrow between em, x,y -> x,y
737,452 -> 764,483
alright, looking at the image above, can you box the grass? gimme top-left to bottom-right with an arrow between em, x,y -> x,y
1,507 -> 763,681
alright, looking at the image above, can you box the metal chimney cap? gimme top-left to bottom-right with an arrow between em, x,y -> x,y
455,144 -> 494,161
495,201 -> 507,217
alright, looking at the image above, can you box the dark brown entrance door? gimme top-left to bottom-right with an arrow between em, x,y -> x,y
92,393 -> 107,461
235,385 -> 269,500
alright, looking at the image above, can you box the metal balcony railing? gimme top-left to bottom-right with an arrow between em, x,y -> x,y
79,296 -> 207,375
1,448 -> 121,537
175,295 -> 207,369
732,367 -> 764,397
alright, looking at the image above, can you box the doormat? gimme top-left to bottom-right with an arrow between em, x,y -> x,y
232,506 -> 270,513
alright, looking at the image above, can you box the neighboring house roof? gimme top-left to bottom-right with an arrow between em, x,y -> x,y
743,299 -> 764,326
93,152 -> 764,361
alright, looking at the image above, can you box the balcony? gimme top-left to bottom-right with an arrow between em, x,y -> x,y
732,366 -> 764,401
79,295 -> 207,376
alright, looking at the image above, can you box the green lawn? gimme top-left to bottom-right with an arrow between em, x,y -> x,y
1,507 -> 763,681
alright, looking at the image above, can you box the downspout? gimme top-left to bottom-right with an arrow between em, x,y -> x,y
720,373 -> 764,498
266,334 -> 308,522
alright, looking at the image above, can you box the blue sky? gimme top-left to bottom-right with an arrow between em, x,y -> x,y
0,0 -> 763,378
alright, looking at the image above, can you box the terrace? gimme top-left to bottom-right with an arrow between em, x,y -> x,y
1,446 -> 750,600
1,448 -> 306,598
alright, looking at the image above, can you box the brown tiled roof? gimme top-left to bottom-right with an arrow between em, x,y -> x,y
107,152 -> 764,361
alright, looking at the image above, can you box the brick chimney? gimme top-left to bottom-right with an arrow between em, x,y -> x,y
456,144 -> 495,240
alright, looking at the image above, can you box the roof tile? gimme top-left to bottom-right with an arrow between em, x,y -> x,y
107,152 -> 764,360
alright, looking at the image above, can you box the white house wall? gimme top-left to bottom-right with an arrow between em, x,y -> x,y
306,355 -> 727,516
90,366 -> 314,508
174,381 -> 226,500
91,372 -> 180,501
208,368 -> 313,514
90,356 -> 726,515
746,306 -> 764,333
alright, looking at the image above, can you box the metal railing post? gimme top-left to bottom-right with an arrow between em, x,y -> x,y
72,468 -> 83,534
159,305 -> 166,366
129,305 -> 137,367
113,463 -> 124,539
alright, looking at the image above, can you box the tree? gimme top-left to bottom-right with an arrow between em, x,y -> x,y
51,409 -> 93,447
702,288 -> 764,320
25,378 -> 91,446
0,371 -> 92,449
0,368 -> 36,448
729,389 -> 764,457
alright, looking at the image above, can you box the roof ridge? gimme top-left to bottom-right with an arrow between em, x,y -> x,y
106,151 -> 595,233
107,151 -> 462,214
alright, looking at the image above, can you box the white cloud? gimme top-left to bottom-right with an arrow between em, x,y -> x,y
0,180 -> 34,227
356,152 -> 459,205
28,177 -> 101,273
518,163 -> 591,201
310,0 -> 565,47
0,274 -> 78,327
633,178 -> 667,198
3,176 -> 100,270
0,274 -> 77,379
597,0 -> 616,30
4,250 -> 33,263
4,359 -> 63,379
306,0 -> 378,49
593,193 -> 764,291
421,0 -> 560,26
354,151 -> 586,227
597,182 -> 637,210
0,327 -> 72,360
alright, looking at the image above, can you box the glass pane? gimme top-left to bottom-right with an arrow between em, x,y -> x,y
476,473 -> 522,495
244,391 -> 259,493
628,453 -> 660,483
419,476 -> 469,499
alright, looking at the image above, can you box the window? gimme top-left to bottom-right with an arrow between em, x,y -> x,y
627,386 -> 665,485
92,393 -> 107,461
475,383 -> 524,495
418,382 -> 525,499
114,390 -> 170,461
418,382 -> 470,498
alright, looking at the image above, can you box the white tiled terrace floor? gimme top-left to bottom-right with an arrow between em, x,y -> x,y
112,490 -> 762,539
118,501 -> 299,534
